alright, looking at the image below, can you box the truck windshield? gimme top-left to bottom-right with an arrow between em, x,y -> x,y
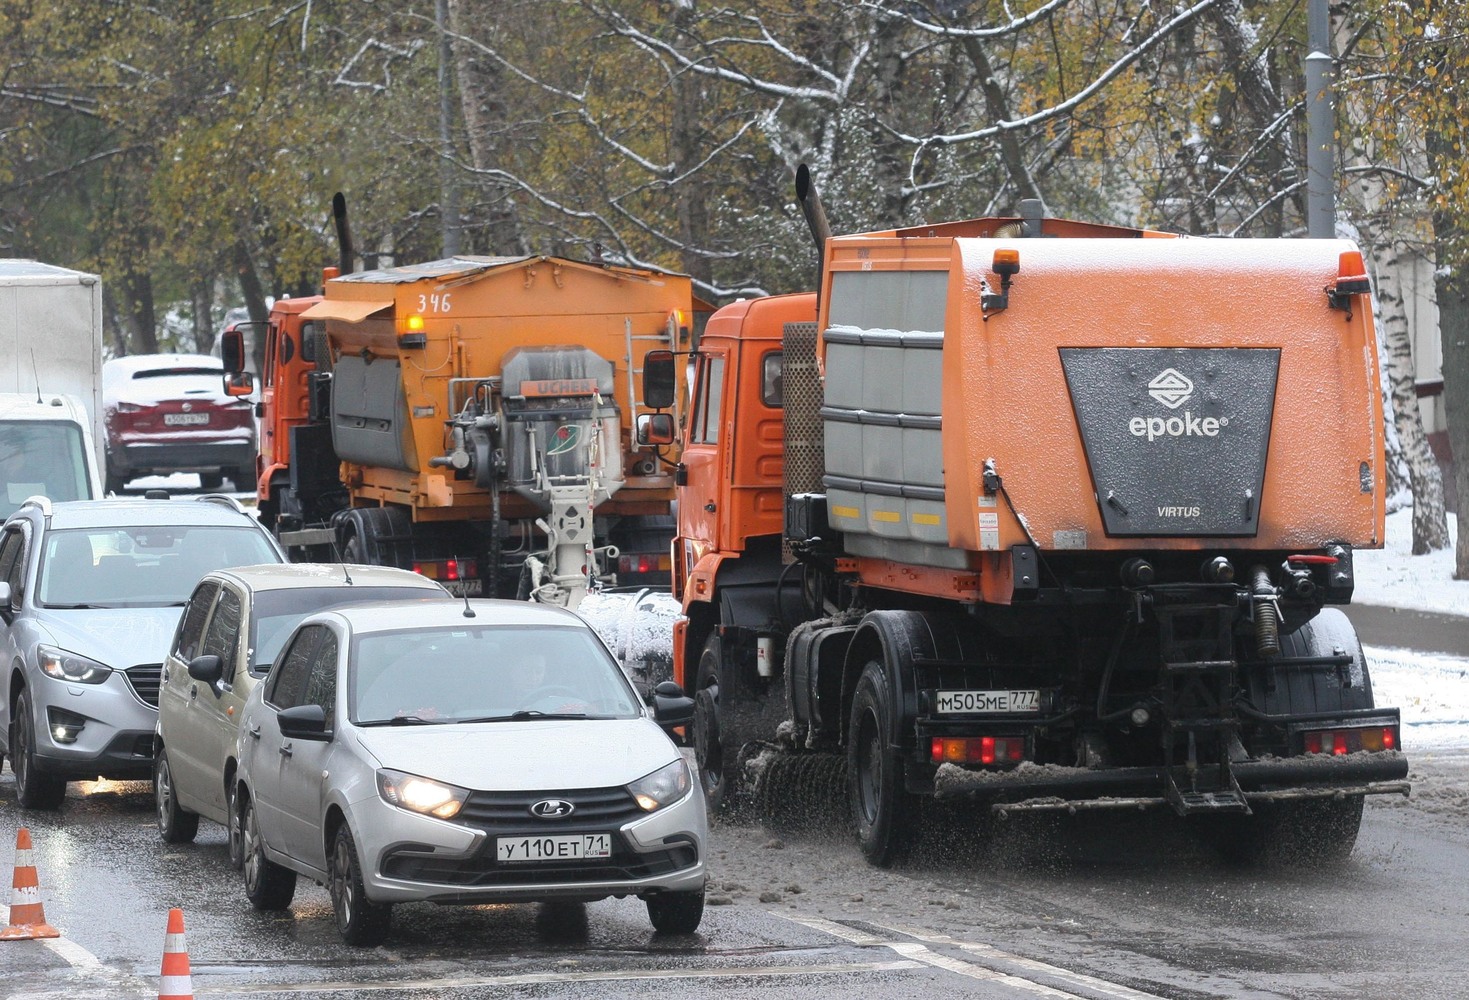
0,421 -> 91,517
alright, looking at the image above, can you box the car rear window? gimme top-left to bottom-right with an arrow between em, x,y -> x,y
37,526 -> 281,608
249,587 -> 443,674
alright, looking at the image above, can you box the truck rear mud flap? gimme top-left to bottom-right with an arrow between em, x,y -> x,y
926,752 -> 1409,816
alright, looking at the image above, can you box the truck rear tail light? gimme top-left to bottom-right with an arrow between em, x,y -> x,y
413,557 -> 477,582
618,553 -> 671,575
930,736 -> 1025,765
1303,726 -> 1398,755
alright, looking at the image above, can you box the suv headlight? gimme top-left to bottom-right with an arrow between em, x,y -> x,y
38,645 -> 112,684
628,758 -> 692,812
376,769 -> 469,819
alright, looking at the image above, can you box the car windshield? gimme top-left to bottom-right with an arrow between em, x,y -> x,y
249,587 -> 442,674
351,624 -> 641,725
37,526 -> 281,608
0,421 -> 91,516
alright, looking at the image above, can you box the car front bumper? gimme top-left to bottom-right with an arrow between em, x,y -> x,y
26,673 -> 157,781
353,788 -> 707,905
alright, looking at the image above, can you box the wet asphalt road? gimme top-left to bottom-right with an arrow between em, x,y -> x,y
2,748 -> 1467,1000
1341,603 -> 1469,658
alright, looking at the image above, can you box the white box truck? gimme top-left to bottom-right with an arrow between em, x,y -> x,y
0,260 -> 105,515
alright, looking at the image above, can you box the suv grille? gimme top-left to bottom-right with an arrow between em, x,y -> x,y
454,786 -> 643,829
124,663 -> 163,707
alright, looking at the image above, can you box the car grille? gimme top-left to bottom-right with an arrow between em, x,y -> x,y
454,786 -> 644,829
382,839 -> 698,887
124,663 -> 163,707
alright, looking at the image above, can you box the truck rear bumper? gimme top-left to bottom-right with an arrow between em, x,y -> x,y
925,751 -> 1410,814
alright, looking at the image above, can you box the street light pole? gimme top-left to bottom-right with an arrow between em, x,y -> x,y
1305,0 -> 1336,238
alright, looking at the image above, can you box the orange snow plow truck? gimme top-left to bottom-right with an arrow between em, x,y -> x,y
222,253 -> 695,609
643,181 -> 1409,867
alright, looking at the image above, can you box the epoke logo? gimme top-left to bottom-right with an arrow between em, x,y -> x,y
546,424 -> 583,456
1148,368 -> 1194,409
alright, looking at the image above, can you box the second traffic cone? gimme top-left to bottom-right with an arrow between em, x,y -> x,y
158,907 -> 193,1000
0,827 -> 60,940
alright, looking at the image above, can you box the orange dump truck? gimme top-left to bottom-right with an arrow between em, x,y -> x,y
647,195 -> 1408,866
223,255 -> 694,609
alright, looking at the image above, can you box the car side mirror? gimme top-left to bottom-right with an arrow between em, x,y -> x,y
278,703 -> 330,740
187,654 -> 225,686
224,371 -> 255,398
636,412 -> 675,447
643,350 -> 677,410
651,679 -> 694,731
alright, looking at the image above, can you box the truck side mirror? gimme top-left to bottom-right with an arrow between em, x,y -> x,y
643,350 -> 677,410
220,326 -> 246,374
224,371 -> 255,398
636,412 -> 675,446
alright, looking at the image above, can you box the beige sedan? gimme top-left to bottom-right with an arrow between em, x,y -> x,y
153,563 -> 449,864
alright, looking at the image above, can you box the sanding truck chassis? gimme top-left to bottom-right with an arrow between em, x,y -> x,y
649,182 -> 1409,867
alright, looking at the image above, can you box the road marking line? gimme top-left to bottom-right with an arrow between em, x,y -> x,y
174,959 -> 924,993
870,921 -> 1169,1000
783,913 -> 1165,1000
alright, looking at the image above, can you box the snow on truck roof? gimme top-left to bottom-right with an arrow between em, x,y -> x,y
0,259 -> 99,283
328,255 -> 691,285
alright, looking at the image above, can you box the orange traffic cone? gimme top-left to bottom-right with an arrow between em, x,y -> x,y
0,827 -> 60,940
158,907 -> 193,1000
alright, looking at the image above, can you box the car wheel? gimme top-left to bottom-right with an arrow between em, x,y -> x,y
330,824 -> 391,947
200,471 -> 225,491
645,888 -> 705,934
13,689 -> 67,810
154,748 -> 200,843
104,471 -> 128,495
226,780 -> 244,870
241,791 -> 296,910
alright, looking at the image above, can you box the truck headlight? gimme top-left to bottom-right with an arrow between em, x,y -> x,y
38,645 -> 112,684
376,769 -> 468,819
628,758 -> 692,812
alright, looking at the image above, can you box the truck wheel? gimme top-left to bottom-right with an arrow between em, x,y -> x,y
1217,609 -> 1375,867
242,791 -> 297,910
153,748 -> 200,843
848,661 -> 917,867
330,824 -> 392,946
13,688 -> 67,810
646,888 -> 705,934
692,634 -> 732,812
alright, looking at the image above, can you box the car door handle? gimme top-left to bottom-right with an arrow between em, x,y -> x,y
279,742 -> 293,758
189,684 -> 198,701
246,723 -> 261,740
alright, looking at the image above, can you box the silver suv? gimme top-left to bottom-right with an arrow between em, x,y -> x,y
154,563 -> 448,860
0,494 -> 285,808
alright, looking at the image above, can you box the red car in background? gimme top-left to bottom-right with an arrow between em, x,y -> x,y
102,354 -> 257,494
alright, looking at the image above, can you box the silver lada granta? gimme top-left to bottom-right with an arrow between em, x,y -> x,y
234,598 -> 706,945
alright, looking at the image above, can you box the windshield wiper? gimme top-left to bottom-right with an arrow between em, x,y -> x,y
359,715 -> 439,727
455,711 -> 591,724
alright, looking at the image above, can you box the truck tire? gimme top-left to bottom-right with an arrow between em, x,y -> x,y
1217,609 -> 1375,867
692,633 -> 732,813
343,507 -> 411,569
848,660 -> 918,867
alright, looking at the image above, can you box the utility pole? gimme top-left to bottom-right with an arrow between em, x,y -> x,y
1305,0 -> 1336,238
436,0 -> 463,257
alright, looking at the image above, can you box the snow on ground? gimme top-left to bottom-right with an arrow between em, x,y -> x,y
1368,646 -> 1469,751
1352,507 -> 1467,616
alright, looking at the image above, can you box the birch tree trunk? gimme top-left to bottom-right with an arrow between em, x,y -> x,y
1372,241 -> 1450,552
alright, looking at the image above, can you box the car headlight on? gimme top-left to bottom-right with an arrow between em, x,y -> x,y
628,758 -> 692,812
37,645 -> 112,684
376,769 -> 469,819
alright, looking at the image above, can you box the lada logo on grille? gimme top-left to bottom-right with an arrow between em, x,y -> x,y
529,798 -> 575,819
1147,368 -> 1194,409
